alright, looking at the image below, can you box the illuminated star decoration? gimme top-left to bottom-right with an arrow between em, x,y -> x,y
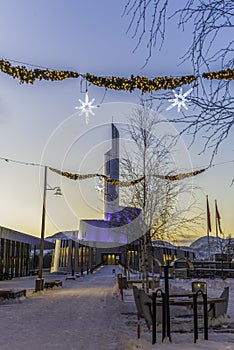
166,87 -> 193,112
75,92 -> 97,124
95,177 -> 104,194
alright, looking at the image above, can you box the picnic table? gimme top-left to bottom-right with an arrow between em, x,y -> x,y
133,285 -> 229,344
145,290 -> 228,319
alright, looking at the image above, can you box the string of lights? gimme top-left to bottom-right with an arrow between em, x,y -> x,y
0,58 -> 233,91
49,167 -> 208,184
49,167 -> 145,186
154,168 -> 206,181
0,156 -> 41,167
1,155 -> 233,185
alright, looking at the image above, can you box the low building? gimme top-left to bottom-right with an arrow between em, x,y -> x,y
0,225 -> 54,279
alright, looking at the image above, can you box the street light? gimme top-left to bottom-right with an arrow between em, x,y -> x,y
35,166 -> 62,292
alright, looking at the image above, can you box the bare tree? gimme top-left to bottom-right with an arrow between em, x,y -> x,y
123,1 -> 234,159
120,103 -> 202,290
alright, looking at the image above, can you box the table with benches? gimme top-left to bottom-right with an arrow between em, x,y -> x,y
133,284 -> 229,344
134,286 -> 229,326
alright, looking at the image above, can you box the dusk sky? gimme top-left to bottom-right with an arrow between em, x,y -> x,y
0,0 -> 233,244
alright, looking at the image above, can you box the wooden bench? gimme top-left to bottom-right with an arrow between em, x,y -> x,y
132,285 -> 144,317
207,287 -> 229,319
0,289 -> 26,299
132,286 -> 163,327
44,280 -> 62,289
132,286 -> 229,329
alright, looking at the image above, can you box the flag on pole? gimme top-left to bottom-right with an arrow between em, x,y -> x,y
215,200 -> 223,234
206,195 -> 212,232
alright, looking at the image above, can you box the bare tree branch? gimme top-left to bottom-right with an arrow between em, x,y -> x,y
123,0 -> 170,66
124,1 -> 234,159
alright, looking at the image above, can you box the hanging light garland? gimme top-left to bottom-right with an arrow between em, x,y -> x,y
1,155 -> 231,185
202,69 -> 234,80
49,167 -> 206,185
155,168 -> 206,181
102,174 -> 145,186
85,73 -> 197,92
0,59 -> 79,84
0,58 -> 233,91
49,167 -> 145,186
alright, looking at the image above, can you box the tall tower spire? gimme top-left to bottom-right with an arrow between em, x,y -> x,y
104,123 -> 119,218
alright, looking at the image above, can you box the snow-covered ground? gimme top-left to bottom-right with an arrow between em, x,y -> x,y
121,275 -> 234,350
0,266 -> 234,350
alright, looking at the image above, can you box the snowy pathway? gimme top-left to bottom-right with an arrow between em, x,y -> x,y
0,266 -> 124,350
1,268 -> 234,350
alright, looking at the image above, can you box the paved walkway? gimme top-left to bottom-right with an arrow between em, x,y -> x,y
1,268 -> 234,350
0,265 -> 127,350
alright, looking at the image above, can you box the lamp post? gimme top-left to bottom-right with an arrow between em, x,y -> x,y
35,166 -> 62,292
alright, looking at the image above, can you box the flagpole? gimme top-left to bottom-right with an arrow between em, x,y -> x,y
206,195 -> 211,261
215,199 -> 219,251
